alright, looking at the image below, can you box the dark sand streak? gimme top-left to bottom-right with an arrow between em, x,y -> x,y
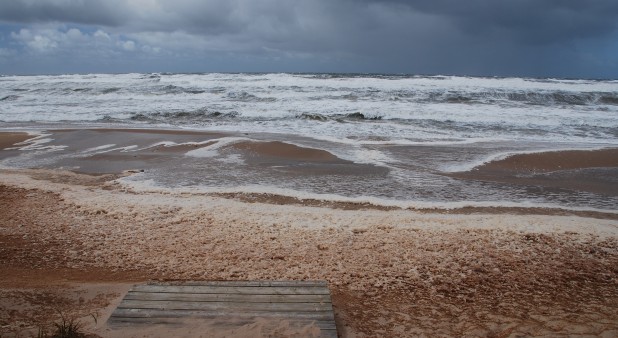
232,141 -> 343,162
0,132 -> 34,150
478,148 -> 618,172
450,148 -> 618,196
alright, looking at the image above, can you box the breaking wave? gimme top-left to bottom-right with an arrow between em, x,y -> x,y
1,72 -> 617,145
126,109 -> 240,123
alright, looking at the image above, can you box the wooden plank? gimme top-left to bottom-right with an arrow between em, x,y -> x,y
108,317 -> 338,330
108,281 -> 337,337
108,318 -> 338,338
117,299 -> 333,312
131,284 -> 331,295
110,308 -> 334,321
124,291 -> 331,303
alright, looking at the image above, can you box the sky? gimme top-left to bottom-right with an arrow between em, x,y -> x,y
0,0 -> 617,78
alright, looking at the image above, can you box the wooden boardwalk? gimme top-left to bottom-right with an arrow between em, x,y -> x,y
108,280 -> 338,337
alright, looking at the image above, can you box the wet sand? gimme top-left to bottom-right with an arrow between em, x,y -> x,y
0,132 -> 33,150
2,129 -> 388,178
233,141 -> 342,162
5,129 -> 617,200
476,148 -> 618,172
452,148 -> 618,196
1,131 -> 618,336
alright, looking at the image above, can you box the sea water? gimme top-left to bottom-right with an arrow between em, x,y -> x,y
1,73 -> 617,210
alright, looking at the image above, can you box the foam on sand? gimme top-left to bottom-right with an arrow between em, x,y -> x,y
185,137 -> 253,158
2,168 -> 617,237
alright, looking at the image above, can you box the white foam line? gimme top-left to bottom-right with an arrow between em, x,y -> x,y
81,144 -> 116,153
306,134 -> 503,146
178,136 -> 398,167
134,140 -> 217,151
118,145 -> 138,152
7,133 -> 68,152
185,136 -> 254,158
89,145 -> 139,154
140,141 -> 182,148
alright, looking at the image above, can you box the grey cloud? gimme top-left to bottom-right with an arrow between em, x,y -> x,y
370,0 -> 618,44
0,0 -> 129,26
3,0 -> 617,45
0,0 -> 302,37
0,0 -> 617,78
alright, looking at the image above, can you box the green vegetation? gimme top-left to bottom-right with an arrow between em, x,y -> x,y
36,312 -> 97,338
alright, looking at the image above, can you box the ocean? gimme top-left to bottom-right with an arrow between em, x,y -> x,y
1,73 -> 617,211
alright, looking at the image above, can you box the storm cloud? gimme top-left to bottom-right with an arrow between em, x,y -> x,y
0,0 -> 617,78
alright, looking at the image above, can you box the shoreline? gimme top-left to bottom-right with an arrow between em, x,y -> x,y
2,129 -> 618,214
3,165 -> 618,220
4,168 -> 618,236
211,191 -> 618,220
0,128 -> 618,214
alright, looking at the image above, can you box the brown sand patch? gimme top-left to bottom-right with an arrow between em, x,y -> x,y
477,148 -> 618,173
450,148 -> 618,196
0,185 -> 144,337
0,132 -> 34,150
1,180 -> 617,337
232,141 -> 343,162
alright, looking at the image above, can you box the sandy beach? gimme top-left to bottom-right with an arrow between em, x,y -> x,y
1,131 -> 617,337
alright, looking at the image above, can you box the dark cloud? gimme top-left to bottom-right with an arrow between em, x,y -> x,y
0,0 -> 128,26
375,0 -> 618,44
2,0 -> 617,44
0,0 -> 617,78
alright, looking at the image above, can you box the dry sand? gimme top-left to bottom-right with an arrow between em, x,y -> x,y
1,168 -> 617,337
